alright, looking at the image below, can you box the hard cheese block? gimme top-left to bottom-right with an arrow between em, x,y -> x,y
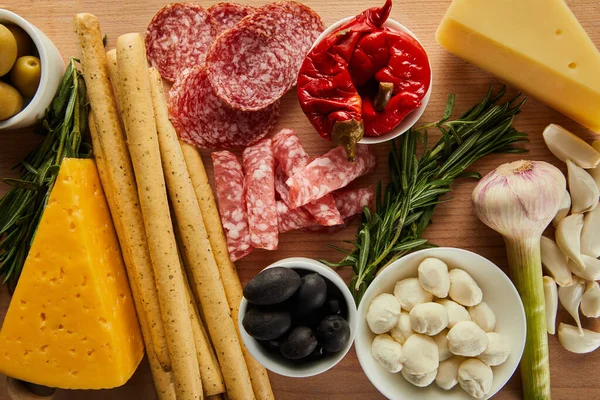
0,158 -> 144,389
436,0 -> 600,132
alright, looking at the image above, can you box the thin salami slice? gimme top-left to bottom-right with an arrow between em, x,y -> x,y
274,165 -> 292,205
208,2 -> 254,34
145,3 -> 218,82
332,186 -> 376,219
272,129 -> 343,226
206,1 -> 324,111
286,145 -> 377,209
243,139 -> 279,250
168,66 -> 279,149
211,151 -> 253,262
277,201 -> 316,233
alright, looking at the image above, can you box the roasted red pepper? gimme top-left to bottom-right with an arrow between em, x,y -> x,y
297,0 -> 431,160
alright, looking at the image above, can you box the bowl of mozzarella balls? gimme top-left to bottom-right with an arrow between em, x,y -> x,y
355,248 -> 526,400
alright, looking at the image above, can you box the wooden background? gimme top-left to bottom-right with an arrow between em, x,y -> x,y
1,0 -> 599,398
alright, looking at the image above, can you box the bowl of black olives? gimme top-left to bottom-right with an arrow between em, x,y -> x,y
240,257 -> 357,377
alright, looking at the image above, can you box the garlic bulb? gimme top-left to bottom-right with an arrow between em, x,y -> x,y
401,369 -> 436,387
372,334 -> 403,373
437,299 -> 471,329
540,236 -> 573,287
552,190 -> 571,227
581,281 -> 600,318
558,278 -> 585,335
567,255 -> 600,281
433,329 -> 452,362
567,159 -> 599,213
558,323 -> 600,354
418,257 -> 450,298
580,206 -> 600,258
390,311 -> 413,344
448,269 -> 483,307
447,321 -> 488,357
435,356 -> 464,390
367,293 -> 401,334
542,123 -> 600,169
399,334 -> 439,374
393,277 -> 433,311
543,276 -> 558,335
458,358 -> 493,399
556,213 -> 585,268
409,302 -> 449,336
467,301 -> 496,332
477,332 -> 511,366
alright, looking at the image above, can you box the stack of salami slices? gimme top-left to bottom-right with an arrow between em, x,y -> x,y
212,129 -> 377,262
145,1 -> 325,150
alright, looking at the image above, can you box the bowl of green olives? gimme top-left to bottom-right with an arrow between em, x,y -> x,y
239,257 -> 357,378
0,9 -> 64,130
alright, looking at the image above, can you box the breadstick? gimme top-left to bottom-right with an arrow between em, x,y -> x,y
181,143 -> 274,400
115,33 -> 201,400
148,66 -> 254,400
73,13 -> 170,372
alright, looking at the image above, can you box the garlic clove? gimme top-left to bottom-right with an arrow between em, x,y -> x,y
580,281 -> 600,318
418,257 -> 450,298
567,255 -> 600,281
401,369 -> 437,387
542,124 -> 600,169
552,190 -> 571,227
447,321 -> 488,357
540,236 -> 573,287
372,334 -> 403,373
409,302 -> 449,336
433,329 -> 452,362
367,293 -> 401,334
436,356 -> 465,391
580,206 -> 600,258
567,160 -> 599,213
448,269 -> 483,307
589,140 -> 600,191
555,213 -> 585,268
543,276 -> 558,335
458,358 -> 493,399
558,278 -> 585,335
399,334 -> 439,374
393,277 -> 434,312
557,323 -> 600,354
477,332 -> 511,366
467,301 -> 496,332
437,299 -> 471,329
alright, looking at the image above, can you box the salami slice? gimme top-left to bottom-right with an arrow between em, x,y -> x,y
277,201 -> 316,233
272,129 -> 343,226
286,145 -> 377,209
211,151 -> 253,262
206,1 -> 324,111
243,139 -> 279,250
145,3 -> 218,82
208,2 -> 254,34
274,165 -> 292,205
168,66 -> 279,149
332,186 -> 376,218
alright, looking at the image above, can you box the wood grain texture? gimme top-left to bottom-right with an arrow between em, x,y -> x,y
0,0 -> 599,399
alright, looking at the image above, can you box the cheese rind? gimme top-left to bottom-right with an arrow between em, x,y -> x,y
436,0 -> 600,132
0,158 -> 144,389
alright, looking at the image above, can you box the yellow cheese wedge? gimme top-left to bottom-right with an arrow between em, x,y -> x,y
0,158 -> 144,389
436,0 -> 600,132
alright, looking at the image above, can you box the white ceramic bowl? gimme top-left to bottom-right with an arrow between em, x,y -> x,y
310,17 -> 432,145
0,9 -> 64,130
239,257 -> 357,378
356,247 -> 526,400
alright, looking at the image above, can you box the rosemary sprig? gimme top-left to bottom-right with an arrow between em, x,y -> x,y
0,58 -> 89,290
323,86 -> 529,304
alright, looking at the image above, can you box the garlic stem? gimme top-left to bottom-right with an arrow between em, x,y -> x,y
542,276 -> 558,335
580,206 -> 600,258
552,190 -> 571,228
558,279 -> 585,335
540,236 -> 573,287
542,124 -> 600,169
555,214 -> 585,268
567,160 -> 599,213
558,323 -> 600,354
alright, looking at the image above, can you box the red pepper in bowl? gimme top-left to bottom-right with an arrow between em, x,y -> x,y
297,0 -> 431,161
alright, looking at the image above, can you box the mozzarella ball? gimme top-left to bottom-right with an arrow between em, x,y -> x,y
367,293 -> 401,334
409,302 -> 448,336
394,277 -> 433,311
468,301 -> 496,332
401,369 -> 437,387
372,334 -> 403,373
436,356 -> 465,390
447,321 -> 488,357
418,257 -> 450,298
477,332 -> 510,366
458,358 -> 493,399
399,334 -> 439,374
433,329 -> 452,361
390,311 -> 413,344
449,269 -> 483,307
437,299 -> 471,328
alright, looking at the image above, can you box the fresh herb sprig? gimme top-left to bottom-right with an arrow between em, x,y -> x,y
324,86 -> 529,304
0,58 -> 89,289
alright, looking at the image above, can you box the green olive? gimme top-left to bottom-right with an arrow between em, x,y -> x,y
0,24 -> 18,77
0,81 -> 24,121
10,56 -> 41,98
5,24 -> 33,57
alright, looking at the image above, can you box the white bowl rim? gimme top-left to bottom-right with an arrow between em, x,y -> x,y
309,16 -> 433,145
239,257 -> 358,378
355,247 -> 526,400
0,9 -> 54,130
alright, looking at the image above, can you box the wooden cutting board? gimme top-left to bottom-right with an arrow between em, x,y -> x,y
0,0 -> 599,398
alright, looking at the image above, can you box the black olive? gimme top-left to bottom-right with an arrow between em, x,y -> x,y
324,298 -> 343,316
292,273 -> 327,317
242,307 -> 292,340
280,326 -> 318,360
304,345 -> 326,362
317,315 -> 351,353
243,267 -> 301,305
258,339 -> 281,353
